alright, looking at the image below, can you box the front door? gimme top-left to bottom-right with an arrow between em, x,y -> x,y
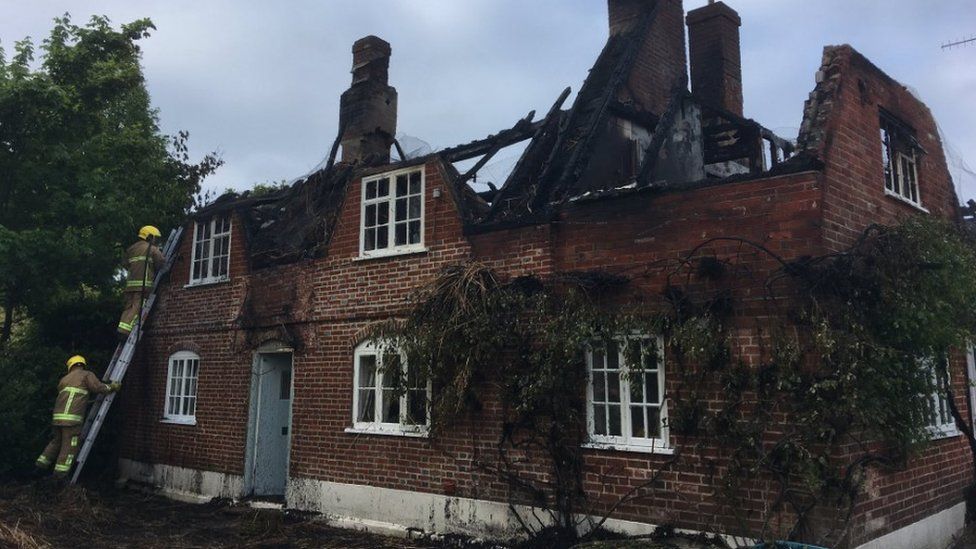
250,352 -> 293,497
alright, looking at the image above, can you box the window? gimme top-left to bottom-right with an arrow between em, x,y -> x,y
924,357 -> 958,438
190,215 -> 232,285
360,167 -> 424,257
351,341 -> 429,435
586,337 -> 669,452
164,351 -> 199,424
880,114 -> 921,207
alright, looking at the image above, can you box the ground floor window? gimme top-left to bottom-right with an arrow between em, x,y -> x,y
352,341 -> 429,435
586,336 -> 668,452
164,351 -> 199,424
925,357 -> 958,438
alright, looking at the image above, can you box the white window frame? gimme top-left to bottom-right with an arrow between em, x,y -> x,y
922,357 -> 960,439
188,215 -> 232,286
880,118 -> 925,210
584,336 -> 671,454
163,351 -> 200,425
347,341 -> 431,437
358,166 -> 426,259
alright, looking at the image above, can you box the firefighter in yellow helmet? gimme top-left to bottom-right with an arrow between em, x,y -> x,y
117,225 -> 165,340
35,355 -> 120,478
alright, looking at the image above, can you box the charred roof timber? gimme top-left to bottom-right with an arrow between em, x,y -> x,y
196,0 -> 813,265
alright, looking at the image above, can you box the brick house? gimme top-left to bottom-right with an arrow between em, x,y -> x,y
115,1 -> 972,547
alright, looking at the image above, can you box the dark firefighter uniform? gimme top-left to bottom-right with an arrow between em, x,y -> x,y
118,225 -> 165,336
35,355 -> 119,477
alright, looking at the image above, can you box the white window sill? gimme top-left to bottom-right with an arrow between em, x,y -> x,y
184,277 -> 230,289
884,189 -> 929,213
160,417 -> 197,426
344,426 -> 429,438
355,246 -> 428,262
582,440 -> 674,455
928,426 -> 961,440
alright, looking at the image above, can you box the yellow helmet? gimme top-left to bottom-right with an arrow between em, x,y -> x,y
66,355 -> 87,370
138,225 -> 162,240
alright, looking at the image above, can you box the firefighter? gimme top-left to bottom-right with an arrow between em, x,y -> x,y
35,355 -> 120,478
118,225 -> 165,340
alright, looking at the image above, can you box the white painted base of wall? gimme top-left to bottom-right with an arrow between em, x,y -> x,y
117,460 -> 964,549
117,458 -> 244,504
855,501 -> 965,549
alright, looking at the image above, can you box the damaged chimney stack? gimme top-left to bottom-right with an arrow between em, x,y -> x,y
686,1 -> 743,116
339,36 -> 397,165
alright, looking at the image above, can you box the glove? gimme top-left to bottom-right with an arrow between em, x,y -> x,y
108,382 -> 122,392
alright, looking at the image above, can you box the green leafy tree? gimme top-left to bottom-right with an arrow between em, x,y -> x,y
0,15 -> 221,475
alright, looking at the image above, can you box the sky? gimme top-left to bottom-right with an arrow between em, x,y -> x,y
2,0 -> 975,200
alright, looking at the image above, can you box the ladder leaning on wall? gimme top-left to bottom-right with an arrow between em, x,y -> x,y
69,227 -> 184,485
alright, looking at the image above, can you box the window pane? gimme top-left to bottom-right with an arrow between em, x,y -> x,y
377,203 -> 389,225
593,371 -> 606,403
607,342 -> 619,370
645,374 -> 659,404
630,372 -> 645,403
608,404 -> 622,436
408,221 -> 421,245
358,355 -> 377,388
409,171 -> 421,194
365,204 -> 376,226
631,406 -> 646,438
648,408 -> 661,438
642,341 -> 659,370
364,228 -> 376,251
395,198 -> 407,221
407,390 -> 427,425
593,406 -> 607,436
395,223 -> 407,246
408,196 -> 421,219
376,227 -> 388,249
396,175 -> 408,197
358,389 -> 375,422
382,389 -> 400,423
377,177 -> 389,197
366,180 -> 377,200
592,347 -> 605,369
607,372 -> 620,402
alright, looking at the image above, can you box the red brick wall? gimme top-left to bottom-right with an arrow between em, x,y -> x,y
807,45 -> 959,251
118,45 -> 972,542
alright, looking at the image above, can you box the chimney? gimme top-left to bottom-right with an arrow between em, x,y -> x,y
686,1 -> 743,116
339,36 -> 397,165
607,0 -> 687,116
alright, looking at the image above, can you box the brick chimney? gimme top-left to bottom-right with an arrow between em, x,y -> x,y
607,0 -> 687,116
686,1 -> 743,116
339,36 -> 397,164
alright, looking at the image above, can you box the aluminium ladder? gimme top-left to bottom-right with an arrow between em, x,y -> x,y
70,227 -> 184,484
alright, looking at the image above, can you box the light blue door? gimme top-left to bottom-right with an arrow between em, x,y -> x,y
251,352 -> 293,496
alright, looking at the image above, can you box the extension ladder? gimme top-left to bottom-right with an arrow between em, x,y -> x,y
70,227 -> 184,484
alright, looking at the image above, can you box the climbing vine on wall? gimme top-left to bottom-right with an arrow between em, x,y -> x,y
371,217 -> 976,547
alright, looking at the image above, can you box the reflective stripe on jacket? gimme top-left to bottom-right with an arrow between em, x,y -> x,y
124,239 -> 165,293
52,368 -> 112,426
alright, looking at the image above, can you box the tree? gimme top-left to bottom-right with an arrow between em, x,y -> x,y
0,15 -> 221,347
0,15 -> 221,476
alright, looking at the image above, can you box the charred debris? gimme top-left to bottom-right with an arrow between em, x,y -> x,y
195,1 -> 813,270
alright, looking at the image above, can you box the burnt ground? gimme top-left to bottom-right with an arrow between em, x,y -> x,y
0,479 -> 444,549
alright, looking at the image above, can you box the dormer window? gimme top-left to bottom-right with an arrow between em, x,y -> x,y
189,215 -> 232,285
880,113 -> 922,208
360,167 -> 425,258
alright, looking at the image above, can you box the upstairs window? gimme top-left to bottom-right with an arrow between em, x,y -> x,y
164,351 -> 199,424
880,113 -> 922,207
190,215 -> 232,285
360,167 -> 424,258
586,337 -> 669,453
352,341 -> 429,435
